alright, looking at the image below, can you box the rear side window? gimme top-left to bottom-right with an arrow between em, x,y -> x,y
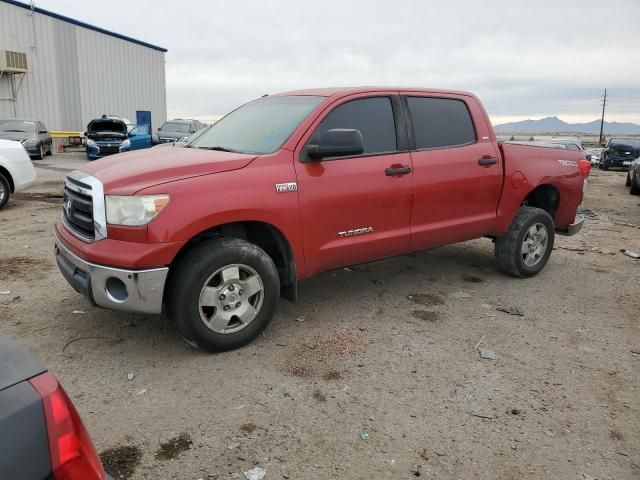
313,97 -> 397,155
407,97 -> 476,149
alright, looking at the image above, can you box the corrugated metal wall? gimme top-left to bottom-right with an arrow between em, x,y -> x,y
0,2 -> 166,131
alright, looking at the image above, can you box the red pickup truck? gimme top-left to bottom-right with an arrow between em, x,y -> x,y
54,87 -> 590,352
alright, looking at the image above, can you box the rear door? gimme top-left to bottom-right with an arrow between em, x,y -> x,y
294,94 -> 413,275
402,93 -> 503,250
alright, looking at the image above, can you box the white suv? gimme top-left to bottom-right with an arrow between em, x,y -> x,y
0,139 -> 37,210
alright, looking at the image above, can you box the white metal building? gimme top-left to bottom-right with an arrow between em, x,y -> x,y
0,0 -> 167,132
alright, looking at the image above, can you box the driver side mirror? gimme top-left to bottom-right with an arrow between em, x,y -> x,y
306,129 -> 364,161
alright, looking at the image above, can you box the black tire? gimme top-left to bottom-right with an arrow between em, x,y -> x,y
495,206 -> 555,278
34,143 -> 44,160
168,237 -> 280,352
45,142 -> 52,156
602,162 -> 609,171
0,173 -> 10,210
630,171 -> 640,195
626,172 -> 632,187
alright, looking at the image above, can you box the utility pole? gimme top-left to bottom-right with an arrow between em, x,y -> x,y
598,89 -> 607,146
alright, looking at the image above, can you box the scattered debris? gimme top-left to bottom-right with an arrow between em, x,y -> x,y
244,467 -> 266,480
509,408 -> 521,416
127,372 -> 135,381
420,448 -> 428,461
227,442 -> 240,450
449,291 -> 472,299
0,290 -> 11,295
136,389 -> 146,396
577,208 -> 597,218
474,335 -> 486,350
337,402 -> 345,413
580,474 -> 595,480
343,267 -> 354,272
478,348 -> 496,360
496,306 -> 524,316
72,310 -> 85,314
411,464 -> 422,477
622,250 -> 640,259
295,315 -> 305,322
543,429 -> 555,438
61,336 -> 122,353
357,360 -> 365,367
359,431 -> 369,440
155,433 -> 193,460
466,410 -> 494,419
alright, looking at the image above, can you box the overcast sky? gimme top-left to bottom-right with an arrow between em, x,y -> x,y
39,0 -> 640,124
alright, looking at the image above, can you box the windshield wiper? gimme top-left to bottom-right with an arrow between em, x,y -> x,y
200,145 -> 237,153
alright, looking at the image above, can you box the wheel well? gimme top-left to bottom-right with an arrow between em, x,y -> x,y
522,185 -> 559,220
169,221 -> 297,302
0,166 -> 15,192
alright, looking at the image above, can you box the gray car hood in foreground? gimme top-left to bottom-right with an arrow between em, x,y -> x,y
0,332 -> 46,391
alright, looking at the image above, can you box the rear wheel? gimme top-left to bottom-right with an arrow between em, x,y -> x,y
0,173 -> 10,210
45,142 -> 52,156
495,206 -> 555,278
168,238 -> 280,352
630,171 -> 640,195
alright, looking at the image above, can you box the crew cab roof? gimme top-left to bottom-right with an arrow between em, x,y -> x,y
0,332 -> 46,391
274,86 -> 476,98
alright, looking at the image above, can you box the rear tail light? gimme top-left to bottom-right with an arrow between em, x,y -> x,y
29,373 -> 105,480
578,158 -> 591,176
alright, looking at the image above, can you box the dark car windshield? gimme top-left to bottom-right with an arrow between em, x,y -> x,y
610,139 -> 640,149
190,96 -> 324,154
0,120 -> 36,132
161,122 -> 192,133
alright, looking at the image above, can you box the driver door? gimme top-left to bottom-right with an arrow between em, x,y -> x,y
129,125 -> 152,150
294,95 -> 413,276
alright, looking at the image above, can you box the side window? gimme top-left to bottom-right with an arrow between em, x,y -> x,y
407,97 -> 476,149
312,97 -> 397,155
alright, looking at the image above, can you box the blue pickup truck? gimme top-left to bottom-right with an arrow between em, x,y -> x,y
85,115 -> 152,160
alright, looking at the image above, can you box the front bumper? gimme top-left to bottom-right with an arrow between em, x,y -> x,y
54,234 -> 168,314
556,215 -> 585,236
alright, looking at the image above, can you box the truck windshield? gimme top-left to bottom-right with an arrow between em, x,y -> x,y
611,139 -> 640,149
190,96 -> 324,154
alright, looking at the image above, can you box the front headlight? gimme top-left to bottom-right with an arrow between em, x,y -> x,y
86,138 -> 96,147
105,195 -> 170,226
119,139 -> 130,151
21,138 -> 37,146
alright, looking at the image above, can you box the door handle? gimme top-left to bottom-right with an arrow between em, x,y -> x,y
478,156 -> 498,166
385,165 -> 412,176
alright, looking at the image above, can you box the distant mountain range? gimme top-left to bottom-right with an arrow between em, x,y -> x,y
494,116 -> 640,135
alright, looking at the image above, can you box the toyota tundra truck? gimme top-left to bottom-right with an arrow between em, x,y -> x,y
54,87 -> 590,352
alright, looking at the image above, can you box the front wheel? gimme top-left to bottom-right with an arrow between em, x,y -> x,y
495,206 -> 555,278
168,238 -> 280,352
34,143 -> 44,160
630,171 -> 640,195
0,173 -> 10,210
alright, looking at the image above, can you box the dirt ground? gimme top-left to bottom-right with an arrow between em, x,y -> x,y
1,155 -> 638,480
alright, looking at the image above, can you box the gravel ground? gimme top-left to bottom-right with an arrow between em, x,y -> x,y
1,155 -> 638,480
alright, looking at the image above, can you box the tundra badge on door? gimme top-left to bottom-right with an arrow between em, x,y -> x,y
338,226 -> 374,238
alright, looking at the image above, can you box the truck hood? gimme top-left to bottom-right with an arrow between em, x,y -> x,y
79,146 -> 258,194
